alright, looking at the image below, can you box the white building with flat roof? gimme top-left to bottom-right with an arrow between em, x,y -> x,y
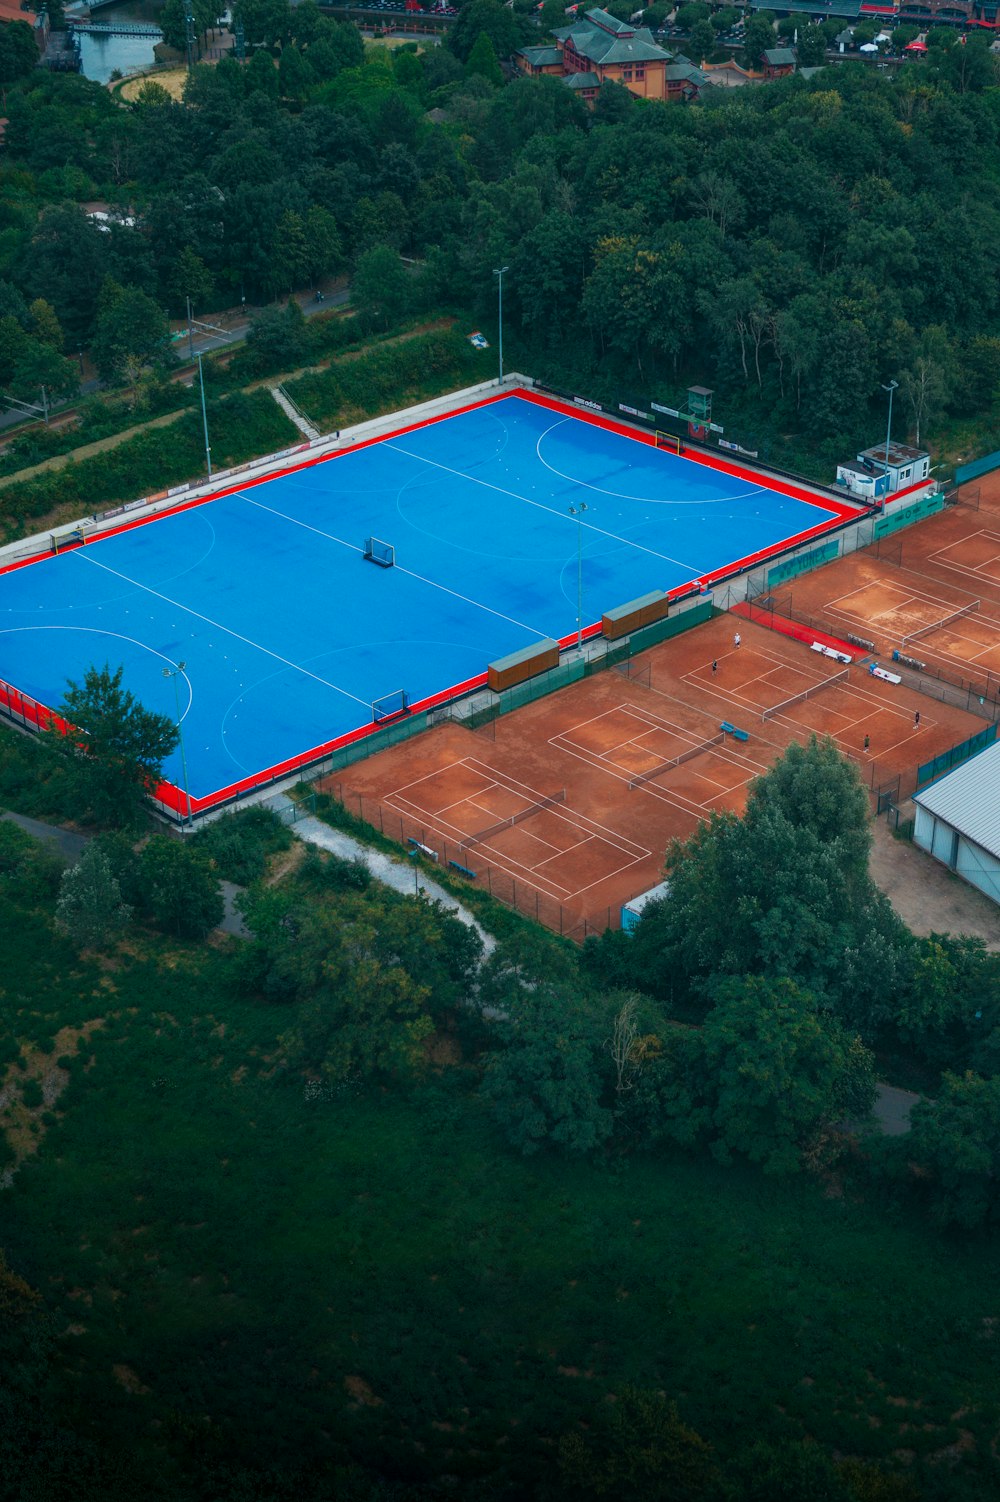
912,739 -> 1000,905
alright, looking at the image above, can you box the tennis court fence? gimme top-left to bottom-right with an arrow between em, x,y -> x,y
724,586 -> 1000,721
316,782 -> 617,943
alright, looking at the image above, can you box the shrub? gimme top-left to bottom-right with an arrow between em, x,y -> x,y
20,1077 -> 42,1109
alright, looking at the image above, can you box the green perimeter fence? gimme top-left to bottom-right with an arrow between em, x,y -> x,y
316,599 -> 715,771
956,450 -> 1000,486
300,597 -> 715,942
916,724 -> 998,790
872,491 -> 944,540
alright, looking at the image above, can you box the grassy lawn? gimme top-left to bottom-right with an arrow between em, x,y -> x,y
4,914 -> 1000,1497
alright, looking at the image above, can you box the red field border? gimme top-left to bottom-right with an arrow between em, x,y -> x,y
0,383 -> 885,819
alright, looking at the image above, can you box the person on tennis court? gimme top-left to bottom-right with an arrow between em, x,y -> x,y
864,734 -> 870,754
734,632 -> 741,649
712,659 -> 718,675
914,710 -> 921,728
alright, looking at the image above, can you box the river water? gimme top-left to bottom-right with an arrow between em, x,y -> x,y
75,0 -> 165,84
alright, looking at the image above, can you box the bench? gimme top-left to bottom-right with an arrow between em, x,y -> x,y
720,721 -> 750,743
448,859 -> 477,880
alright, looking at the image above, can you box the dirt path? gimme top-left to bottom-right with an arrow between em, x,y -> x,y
0,407 -> 188,493
869,811 -> 1000,949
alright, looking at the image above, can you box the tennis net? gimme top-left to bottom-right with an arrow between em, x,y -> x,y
761,668 -> 849,723
628,732 -> 725,790
460,790 -> 566,851
901,600 -> 979,651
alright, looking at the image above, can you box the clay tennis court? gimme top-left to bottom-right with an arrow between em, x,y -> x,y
781,484 -> 1000,692
318,613 -> 986,938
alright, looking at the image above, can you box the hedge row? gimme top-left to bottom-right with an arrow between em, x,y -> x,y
0,390 -> 297,539
285,328 -> 483,432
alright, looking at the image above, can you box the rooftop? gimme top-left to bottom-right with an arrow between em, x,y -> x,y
914,740 -> 1000,862
763,47 -> 796,65
518,44 -> 562,64
557,7 -> 671,65
858,441 -> 929,468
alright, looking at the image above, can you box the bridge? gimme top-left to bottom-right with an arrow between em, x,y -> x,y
70,20 -> 162,34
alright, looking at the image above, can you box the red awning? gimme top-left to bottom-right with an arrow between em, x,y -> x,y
905,40 -> 928,50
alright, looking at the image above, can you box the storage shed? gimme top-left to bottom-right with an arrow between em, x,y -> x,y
912,740 -> 1000,905
621,879 -> 670,932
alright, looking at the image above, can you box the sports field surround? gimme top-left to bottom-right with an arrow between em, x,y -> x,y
0,387 -> 858,816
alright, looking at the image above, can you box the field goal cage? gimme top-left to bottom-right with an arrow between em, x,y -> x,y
372,689 -> 410,725
655,431 -> 683,455
364,536 -> 395,568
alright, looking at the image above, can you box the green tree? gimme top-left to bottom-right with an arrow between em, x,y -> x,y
628,739 -> 908,1034
481,977 -> 614,1155
233,0 -> 293,46
465,31 -> 503,86
0,314 -> 27,387
166,245 -> 213,317
695,977 -> 875,1173
278,42 -> 315,100
10,338 -> 79,404
0,21 -> 39,96
0,821 -> 64,905
28,298 -> 63,351
242,883 -> 476,1082
743,13 -> 776,67
303,205 -> 342,287
274,209 -> 310,292
52,664 -> 178,829
908,1072 -> 1000,1230
242,299 -> 308,375
557,1387 -> 725,1501
687,18 -> 716,61
138,837 -> 224,939
352,244 -> 411,331
56,844 -> 132,950
160,0 -> 216,52
91,280 -> 170,401
795,24 -> 827,67
447,0 -> 523,63
676,2 -> 710,29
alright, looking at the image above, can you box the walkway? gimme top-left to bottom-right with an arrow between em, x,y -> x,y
294,814 -> 496,956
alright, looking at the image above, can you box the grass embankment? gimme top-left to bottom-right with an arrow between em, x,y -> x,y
0,318 -> 482,542
2,851 -> 999,1497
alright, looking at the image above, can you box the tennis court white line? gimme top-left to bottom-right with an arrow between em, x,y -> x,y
0,624 -> 194,720
78,554 -> 371,708
463,756 -> 650,856
382,441 -> 705,577
235,488 -> 546,637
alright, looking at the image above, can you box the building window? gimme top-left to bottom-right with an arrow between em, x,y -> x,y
635,66 -> 645,78
622,67 -> 633,79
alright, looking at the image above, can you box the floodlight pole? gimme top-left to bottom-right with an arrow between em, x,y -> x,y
187,295 -> 194,361
569,501 -> 588,649
197,353 -> 212,479
162,661 -> 192,828
881,378 -> 898,502
493,265 -> 508,387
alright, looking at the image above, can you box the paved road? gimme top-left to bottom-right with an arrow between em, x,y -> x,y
294,813 -> 497,957
0,280 -> 351,435
174,281 -> 351,360
1,810 -> 89,863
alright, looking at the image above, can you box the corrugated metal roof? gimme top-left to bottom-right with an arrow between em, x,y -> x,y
913,739 -> 1000,860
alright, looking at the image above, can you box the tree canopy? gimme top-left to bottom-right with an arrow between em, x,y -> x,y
52,663 -> 178,828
